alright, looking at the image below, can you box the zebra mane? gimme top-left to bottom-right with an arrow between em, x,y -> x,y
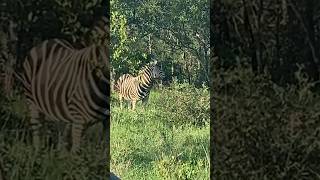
138,61 -> 158,75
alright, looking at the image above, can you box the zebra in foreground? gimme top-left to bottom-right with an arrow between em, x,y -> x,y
20,15 -> 110,153
114,61 -> 164,110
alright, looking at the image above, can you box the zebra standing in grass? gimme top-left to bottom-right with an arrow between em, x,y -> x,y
114,61 -> 164,110
20,14 -> 110,153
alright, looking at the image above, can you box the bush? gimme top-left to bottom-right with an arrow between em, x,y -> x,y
156,82 -> 210,126
212,68 -> 320,179
0,88 -> 109,179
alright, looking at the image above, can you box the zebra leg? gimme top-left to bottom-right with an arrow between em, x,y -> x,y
70,122 -> 84,153
29,103 -> 42,150
132,100 -> 136,111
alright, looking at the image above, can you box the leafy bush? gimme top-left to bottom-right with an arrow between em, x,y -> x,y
156,82 -> 210,126
212,68 -> 320,179
112,81 -> 210,126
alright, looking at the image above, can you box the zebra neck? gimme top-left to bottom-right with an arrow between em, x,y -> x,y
138,75 -> 153,90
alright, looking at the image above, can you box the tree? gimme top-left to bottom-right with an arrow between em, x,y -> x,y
111,0 -> 210,86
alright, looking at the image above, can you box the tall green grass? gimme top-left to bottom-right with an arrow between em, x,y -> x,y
111,83 -> 210,179
0,83 -> 210,179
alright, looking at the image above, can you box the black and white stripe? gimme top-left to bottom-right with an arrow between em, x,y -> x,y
114,61 -> 164,110
21,15 -> 110,152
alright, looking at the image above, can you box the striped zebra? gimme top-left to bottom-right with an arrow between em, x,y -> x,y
20,15 -> 110,153
114,61 -> 164,110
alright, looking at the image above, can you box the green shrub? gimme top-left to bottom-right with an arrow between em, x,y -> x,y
0,89 -> 109,179
212,68 -> 320,179
155,83 -> 209,126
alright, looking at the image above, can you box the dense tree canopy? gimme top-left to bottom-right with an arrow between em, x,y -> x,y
212,0 -> 320,87
0,0 -> 108,94
1,0 -> 209,93
111,0 -> 210,86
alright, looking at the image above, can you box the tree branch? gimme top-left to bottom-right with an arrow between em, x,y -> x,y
288,0 -> 319,65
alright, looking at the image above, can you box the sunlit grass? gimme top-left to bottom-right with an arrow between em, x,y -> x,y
0,84 -> 210,179
111,85 -> 210,179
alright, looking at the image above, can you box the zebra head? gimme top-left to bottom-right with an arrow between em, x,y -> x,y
150,61 -> 165,79
138,61 -> 164,80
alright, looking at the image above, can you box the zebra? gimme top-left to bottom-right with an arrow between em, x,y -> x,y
114,61 -> 164,110
20,14 -> 110,153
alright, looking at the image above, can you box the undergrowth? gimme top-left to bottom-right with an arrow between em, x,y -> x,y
0,90 -> 109,179
111,83 -> 210,179
212,68 -> 320,179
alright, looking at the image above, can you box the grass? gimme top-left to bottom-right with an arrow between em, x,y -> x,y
111,85 -> 210,179
0,124 -> 109,179
0,90 -> 109,179
0,83 -> 210,179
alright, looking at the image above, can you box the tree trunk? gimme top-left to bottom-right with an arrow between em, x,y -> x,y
243,0 -> 258,74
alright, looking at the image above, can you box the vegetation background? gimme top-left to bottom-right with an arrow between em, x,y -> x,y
110,0 -> 210,179
212,0 -> 320,179
0,0 -> 110,179
0,0 -> 210,179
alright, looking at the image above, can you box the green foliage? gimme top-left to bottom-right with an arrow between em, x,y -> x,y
154,154 -> 208,179
111,0 -> 209,86
0,91 -> 109,179
0,90 -> 27,131
159,82 -> 210,126
111,84 -> 209,179
213,0 -> 320,84
0,138 -> 108,179
111,10 -> 131,71
212,68 -> 320,179
111,3 -> 152,76
1,0 -> 106,59
111,11 -> 129,59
